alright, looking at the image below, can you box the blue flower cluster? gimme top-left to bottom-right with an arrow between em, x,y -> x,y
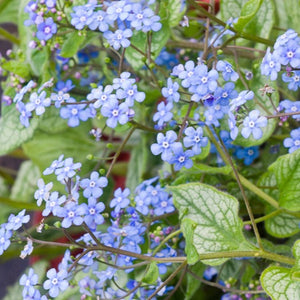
70,1 -> 162,50
261,29 -> 300,84
0,157 -> 179,299
24,0 -> 59,46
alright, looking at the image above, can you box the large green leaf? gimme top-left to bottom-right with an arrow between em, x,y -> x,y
258,170 -> 300,238
220,0 -> 245,22
60,31 -> 86,58
273,0 -> 300,32
0,105 -> 39,155
22,123 -> 100,173
10,160 -> 40,202
1,60 -> 30,78
125,24 -> 170,70
234,0 -> 263,33
169,183 -> 255,266
160,0 -> 186,27
245,0 -> 275,40
268,150 -> 300,212
0,0 -> 19,24
261,240 -> 300,300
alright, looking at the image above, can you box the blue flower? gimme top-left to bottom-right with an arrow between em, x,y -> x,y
241,110 -> 267,140
161,78 -> 180,103
43,268 -> 69,298
169,143 -> 194,170
55,80 -> 75,92
6,209 -> 30,231
183,126 -> 208,155
106,1 -> 132,21
116,82 -> 145,106
110,187 -> 130,213
42,192 -> 66,217
34,178 -> 53,206
153,102 -> 173,127
60,100 -> 92,127
103,29 -> 133,50
54,157 -> 81,182
80,171 -> 108,200
228,112 -> 238,140
43,154 -> 64,175
283,128 -> 300,153
20,238 -> 33,259
276,39 -> 300,68
274,29 -> 299,49
112,72 -> 135,89
13,80 -> 36,103
0,225 -> 12,255
216,60 -> 239,82
26,91 -> 51,115
260,48 -> 281,80
234,146 -> 259,165
56,202 -> 85,228
278,99 -> 300,120
16,101 -> 32,127
101,99 -> 129,128
129,4 -> 162,32
151,130 -> 181,161
19,268 -> 39,297
71,5 -> 95,30
88,10 -> 112,32
214,82 -> 238,106
282,71 -> 300,91
36,17 -> 57,41
177,60 -> 196,88
230,90 -> 254,111
82,198 -> 105,230
87,85 -> 116,109
203,267 -> 218,280
134,191 -> 151,215
153,193 -> 174,216
50,91 -> 70,108
204,109 -> 220,127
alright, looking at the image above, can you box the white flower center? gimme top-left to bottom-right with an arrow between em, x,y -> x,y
52,278 -> 58,285
161,201 -> 167,207
44,26 -> 51,34
89,208 -> 95,215
287,51 -> 294,58
201,77 -> 208,84
162,141 -> 169,148
178,156 -> 185,163
249,121 -> 255,128
112,109 -> 119,117
295,140 -> 300,146
71,108 -> 78,115
89,181 -> 96,187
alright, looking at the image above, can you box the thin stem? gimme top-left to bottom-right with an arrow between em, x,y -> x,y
188,269 -> 266,295
152,229 -> 182,257
205,128 -> 279,208
267,111 -> 300,119
148,261 -> 187,300
243,209 -> 283,225
217,132 -> 263,249
0,27 -> 20,45
118,48 -> 126,76
105,127 -> 135,178
130,120 -> 160,133
177,102 -> 194,140
165,264 -> 187,300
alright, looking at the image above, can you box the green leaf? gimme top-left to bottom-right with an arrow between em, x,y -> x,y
2,60 -> 30,78
186,164 -> 232,175
125,25 -> 170,70
126,134 -> 149,191
273,0 -> 300,31
169,183 -> 255,266
185,261 -> 205,300
261,266 -> 300,300
258,170 -> 300,237
220,0 -> 245,22
0,105 -> 39,156
244,0 -> 275,40
160,0 -> 186,27
60,31 -> 86,58
234,0 -> 263,33
22,124 -> 100,173
10,160 -> 40,202
143,262 -> 159,284
269,150 -> 300,211
181,218 -> 199,264
261,240 -> 300,299
0,0 -> 19,24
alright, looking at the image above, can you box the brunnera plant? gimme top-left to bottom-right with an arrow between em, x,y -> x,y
0,0 -> 299,299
